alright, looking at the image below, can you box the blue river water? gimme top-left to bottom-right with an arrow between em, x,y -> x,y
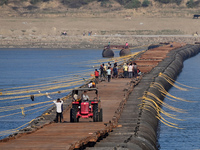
158,53 -> 200,150
0,48 -> 143,140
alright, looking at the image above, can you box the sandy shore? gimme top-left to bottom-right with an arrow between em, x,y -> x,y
0,16 -> 200,48
0,34 -> 199,49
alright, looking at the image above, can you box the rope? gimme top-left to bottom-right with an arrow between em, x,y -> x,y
145,91 -> 186,112
0,103 -> 53,119
150,82 -> 192,102
140,72 -> 200,129
0,78 -> 89,101
1,73 -> 92,95
1,69 -> 92,91
141,99 -> 184,129
159,72 -> 200,89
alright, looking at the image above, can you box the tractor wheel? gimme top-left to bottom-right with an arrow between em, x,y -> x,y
93,104 -> 98,122
98,108 -> 103,122
70,104 -> 78,122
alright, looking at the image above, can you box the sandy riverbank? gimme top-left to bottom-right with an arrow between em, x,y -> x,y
0,16 -> 200,48
0,34 -> 199,49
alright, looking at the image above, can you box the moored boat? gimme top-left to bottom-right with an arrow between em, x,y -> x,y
119,48 -> 131,56
102,48 -> 114,58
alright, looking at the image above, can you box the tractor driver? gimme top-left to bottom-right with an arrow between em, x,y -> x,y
82,91 -> 89,102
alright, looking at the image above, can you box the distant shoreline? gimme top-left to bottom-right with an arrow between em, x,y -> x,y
1,16 -> 200,49
0,35 -> 199,49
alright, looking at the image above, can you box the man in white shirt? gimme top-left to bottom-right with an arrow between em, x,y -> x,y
82,91 -> 89,102
107,67 -> 112,82
53,98 -> 63,123
128,63 -> 133,78
88,81 -> 93,88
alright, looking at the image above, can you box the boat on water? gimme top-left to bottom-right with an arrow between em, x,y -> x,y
119,48 -> 131,56
102,44 -> 131,57
102,48 -> 114,58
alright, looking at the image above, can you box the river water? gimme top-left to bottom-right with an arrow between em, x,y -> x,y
0,48 -> 143,140
158,53 -> 200,150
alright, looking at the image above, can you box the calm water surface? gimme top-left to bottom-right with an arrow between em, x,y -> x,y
158,54 -> 200,150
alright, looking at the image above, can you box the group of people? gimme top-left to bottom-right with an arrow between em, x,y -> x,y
53,62 -> 140,123
73,90 -> 90,102
101,62 -> 118,82
61,31 -> 93,36
94,61 -> 140,82
123,62 -> 140,78
93,62 -> 118,83
83,31 -> 93,36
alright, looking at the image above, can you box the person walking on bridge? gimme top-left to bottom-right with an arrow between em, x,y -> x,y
107,67 -> 112,82
94,69 -> 99,84
100,64 -> 104,77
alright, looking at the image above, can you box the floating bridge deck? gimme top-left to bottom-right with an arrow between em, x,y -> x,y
1,42 -> 197,150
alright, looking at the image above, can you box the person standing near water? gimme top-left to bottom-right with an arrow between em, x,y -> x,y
94,69 -> 99,84
53,98 -> 63,123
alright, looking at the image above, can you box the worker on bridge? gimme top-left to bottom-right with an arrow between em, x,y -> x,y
94,69 -> 99,84
107,41 -> 110,49
125,42 -> 129,49
53,98 -> 63,123
82,91 -> 89,102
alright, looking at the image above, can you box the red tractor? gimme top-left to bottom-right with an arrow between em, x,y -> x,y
70,88 -> 103,122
